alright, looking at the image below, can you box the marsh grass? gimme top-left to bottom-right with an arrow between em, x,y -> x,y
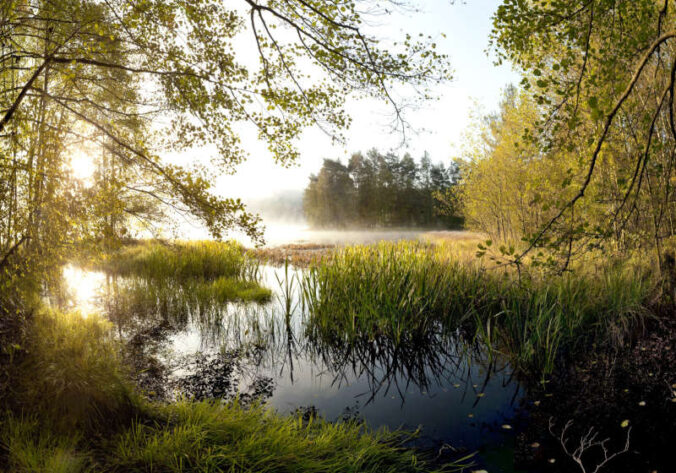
111,400 -> 473,473
1,308 -> 471,472
91,240 -> 271,303
302,241 -> 657,375
98,240 -> 250,280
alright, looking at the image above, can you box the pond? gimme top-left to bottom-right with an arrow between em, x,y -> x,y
62,263 -> 525,472
60,261 -> 675,473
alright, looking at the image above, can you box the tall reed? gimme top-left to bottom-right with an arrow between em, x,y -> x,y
301,241 -> 656,375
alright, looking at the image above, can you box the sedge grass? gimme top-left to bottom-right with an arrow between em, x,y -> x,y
95,240 -> 253,280
89,240 -> 271,304
301,241 -> 657,375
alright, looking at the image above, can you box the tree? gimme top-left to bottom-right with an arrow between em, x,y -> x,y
303,150 -> 460,228
491,0 -> 676,268
0,0 -> 451,277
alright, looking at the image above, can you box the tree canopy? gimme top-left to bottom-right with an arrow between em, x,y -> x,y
0,0 -> 451,276
480,0 -> 676,269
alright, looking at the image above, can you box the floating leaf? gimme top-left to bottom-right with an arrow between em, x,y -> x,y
620,419 -> 630,428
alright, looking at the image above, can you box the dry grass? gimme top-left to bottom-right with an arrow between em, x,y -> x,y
251,243 -> 337,267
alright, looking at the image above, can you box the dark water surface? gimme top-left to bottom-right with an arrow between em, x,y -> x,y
63,264 -> 526,471
61,264 -> 675,473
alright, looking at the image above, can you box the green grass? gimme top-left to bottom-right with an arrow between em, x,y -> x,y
89,240 -> 271,304
10,309 -> 137,432
0,308 -> 471,472
301,241 -> 657,375
95,240 -> 255,280
110,400 -> 470,473
1,416 -> 89,473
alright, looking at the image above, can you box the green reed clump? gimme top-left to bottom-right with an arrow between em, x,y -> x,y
98,240 -> 252,280
1,308 -> 469,472
91,240 -> 271,304
302,242 -> 497,339
302,241 -> 657,374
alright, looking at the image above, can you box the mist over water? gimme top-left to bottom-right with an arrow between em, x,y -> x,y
223,191 -> 463,247
260,223 -> 439,247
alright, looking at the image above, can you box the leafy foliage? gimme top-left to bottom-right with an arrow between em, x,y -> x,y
486,0 -> 676,268
0,0 -> 452,284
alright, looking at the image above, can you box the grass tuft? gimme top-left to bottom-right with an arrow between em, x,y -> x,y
96,240 -> 252,280
90,240 -> 272,303
302,241 -> 657,375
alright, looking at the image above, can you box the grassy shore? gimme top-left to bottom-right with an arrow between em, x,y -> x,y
301,241 -> 658,375
3,236 -> 671,471
0,308 -> 471,472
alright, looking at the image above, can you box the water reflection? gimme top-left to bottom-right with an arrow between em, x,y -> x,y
61,264 -> 523,454
59,263 -> 675,473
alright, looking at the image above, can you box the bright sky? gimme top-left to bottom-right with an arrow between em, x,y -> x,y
212,0 -> 520,200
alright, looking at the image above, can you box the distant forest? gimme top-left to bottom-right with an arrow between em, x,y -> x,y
303,150 -> 461,228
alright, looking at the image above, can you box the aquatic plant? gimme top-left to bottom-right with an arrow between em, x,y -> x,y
96,240 -> 254,281
301,241 -> 656,375
88,240 -> 272,305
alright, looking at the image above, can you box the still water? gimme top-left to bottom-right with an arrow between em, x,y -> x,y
62,263 -> 525,471
205,222 -> 473,247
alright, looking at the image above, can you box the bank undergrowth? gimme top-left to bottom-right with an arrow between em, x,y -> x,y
0,308 -> 471,472
302,241 -> 658,375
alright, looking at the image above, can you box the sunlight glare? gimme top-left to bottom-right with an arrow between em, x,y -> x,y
62,264 -> 106,316
68,148 -> 97,187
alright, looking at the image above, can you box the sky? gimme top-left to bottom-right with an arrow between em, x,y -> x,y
211,0 -> 520,201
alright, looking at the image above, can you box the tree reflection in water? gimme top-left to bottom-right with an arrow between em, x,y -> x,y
74,268 -> 519,412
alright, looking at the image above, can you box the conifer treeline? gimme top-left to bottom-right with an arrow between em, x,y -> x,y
303,150 -> 461,228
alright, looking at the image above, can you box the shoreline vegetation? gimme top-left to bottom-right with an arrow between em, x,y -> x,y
3,234 -> 674,471
3,1 -> 676,471
1,308 -> 472,473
